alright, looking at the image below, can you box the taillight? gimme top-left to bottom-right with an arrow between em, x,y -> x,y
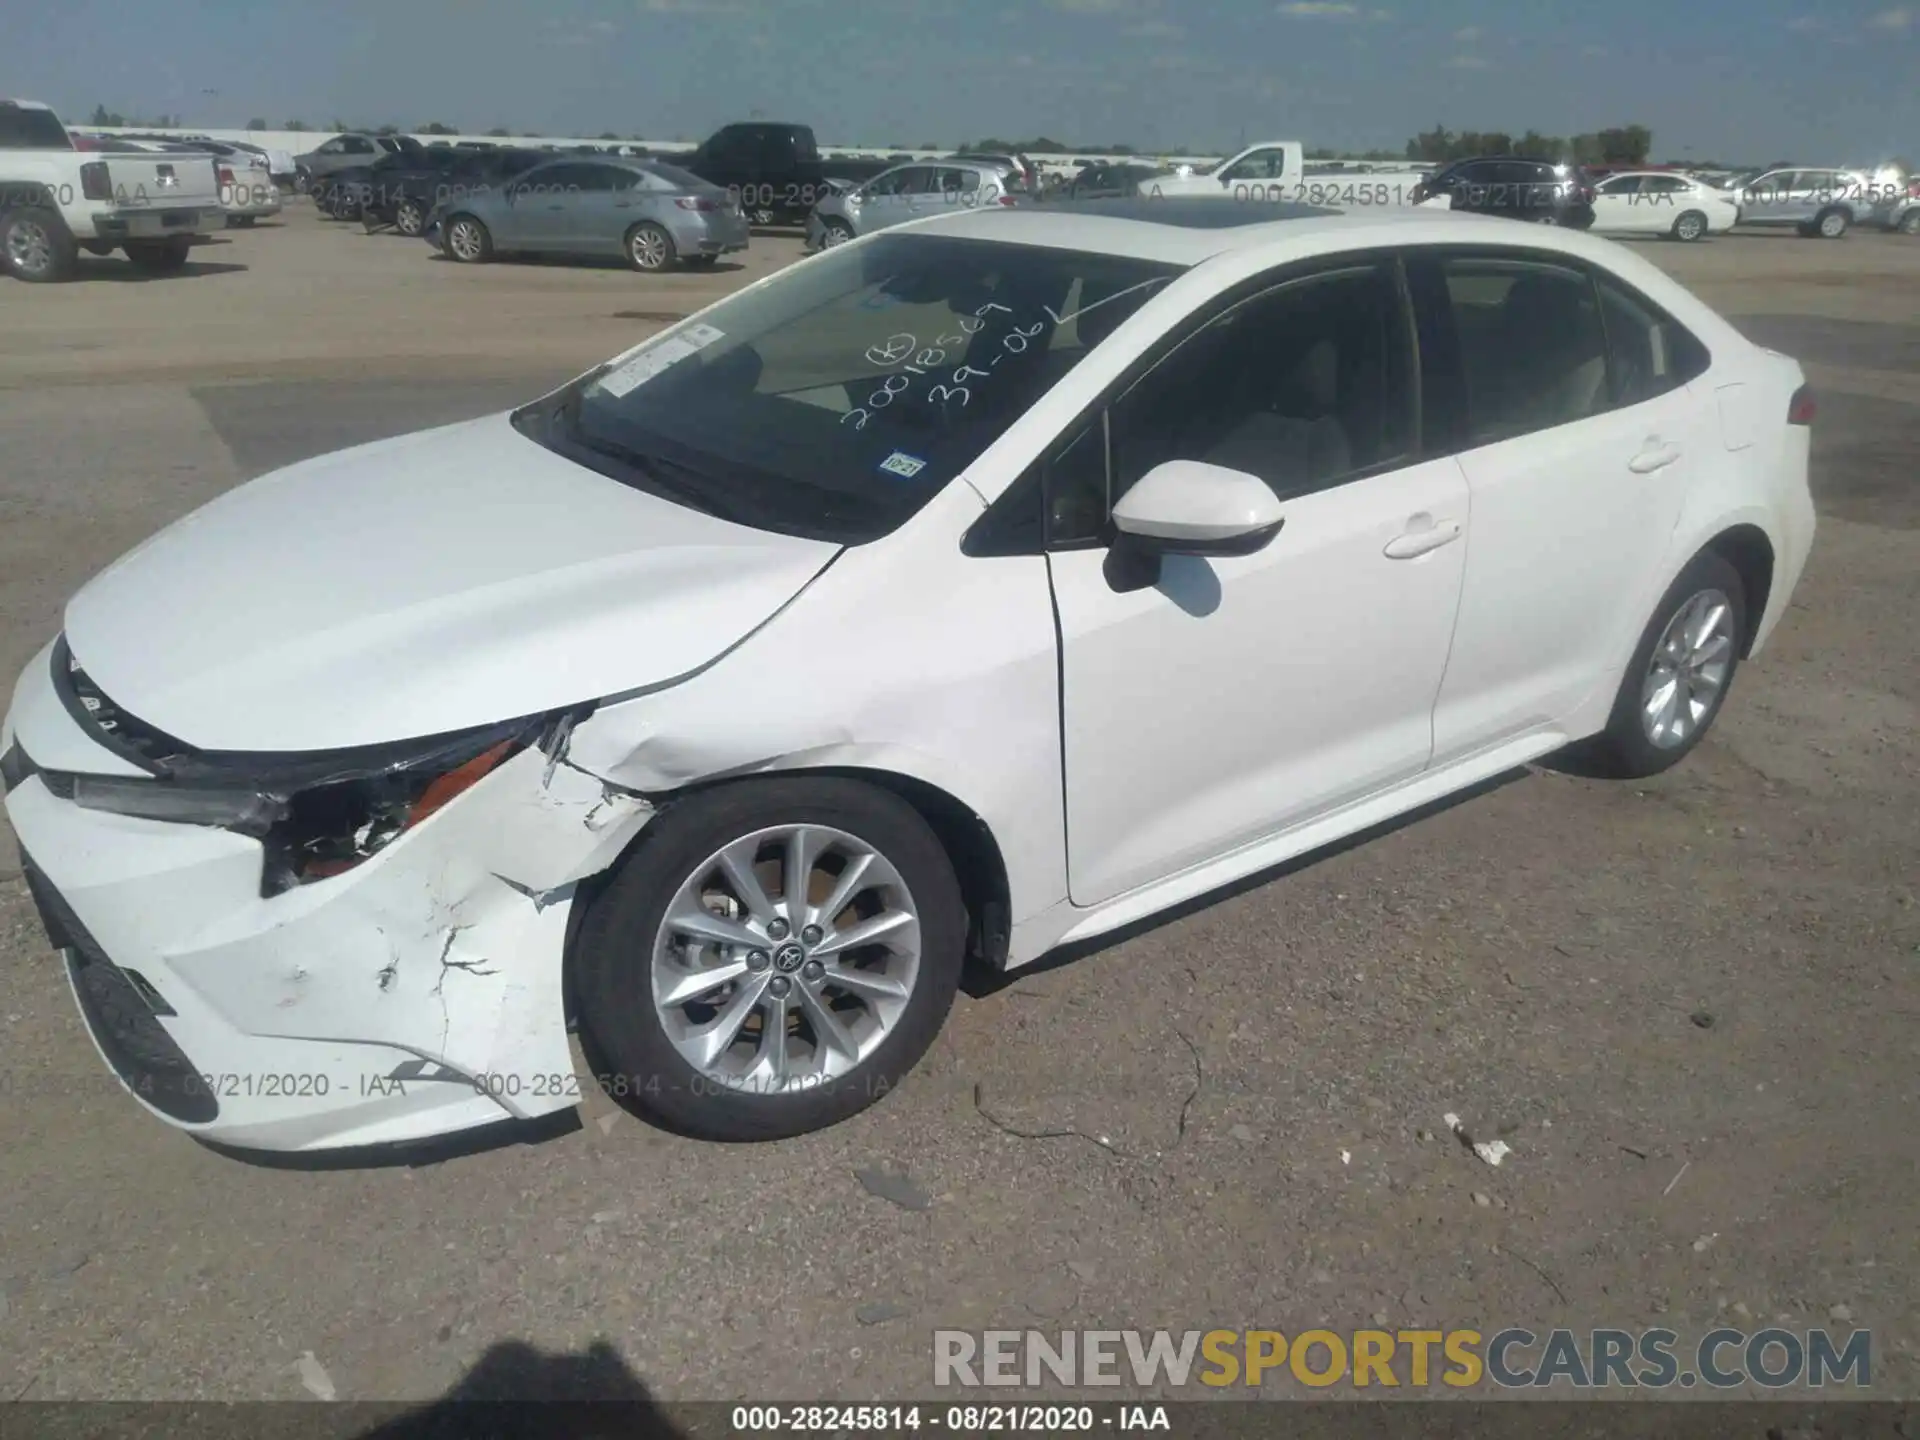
80,161 -> 112,201
1787,384 -> 1815,426
675,196 -> 719,211
995,193 -> 1016,206
218,165 -> 235,185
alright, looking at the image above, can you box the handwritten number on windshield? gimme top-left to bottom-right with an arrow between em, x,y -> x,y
869,374 -> 910,408
1002,321 -> 1045,354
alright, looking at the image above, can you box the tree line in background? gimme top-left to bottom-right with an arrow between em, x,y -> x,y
1404,123 -> 1658,166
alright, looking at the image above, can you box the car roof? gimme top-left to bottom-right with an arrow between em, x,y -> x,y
0,98 -> 56,110
903,201 -> 1590,265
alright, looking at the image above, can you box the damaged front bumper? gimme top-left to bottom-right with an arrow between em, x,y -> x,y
1,642 -> 653,1153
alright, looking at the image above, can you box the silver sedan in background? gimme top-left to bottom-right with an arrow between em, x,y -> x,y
424,157 -> 748,271
806,160 -> 1014,249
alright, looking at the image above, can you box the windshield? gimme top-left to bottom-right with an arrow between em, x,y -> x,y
513,232 -> 1183,544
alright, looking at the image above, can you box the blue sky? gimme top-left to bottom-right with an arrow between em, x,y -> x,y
7,0 -> 1917,161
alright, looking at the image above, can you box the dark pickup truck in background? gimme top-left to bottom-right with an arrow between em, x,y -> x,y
682,122 -> 898,224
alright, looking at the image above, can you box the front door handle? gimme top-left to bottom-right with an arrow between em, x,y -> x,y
1628,440 -> 1682,473
1383,518 -> 1463,560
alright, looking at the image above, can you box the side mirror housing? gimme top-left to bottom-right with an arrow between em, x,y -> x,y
1110,460 -> 1285,558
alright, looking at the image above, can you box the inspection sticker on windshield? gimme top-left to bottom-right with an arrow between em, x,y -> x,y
878,451 -> 927,479
596,323 -> 727,398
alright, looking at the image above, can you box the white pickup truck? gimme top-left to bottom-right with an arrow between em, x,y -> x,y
1137,141 -> 1431,209
1,99 -> 224,282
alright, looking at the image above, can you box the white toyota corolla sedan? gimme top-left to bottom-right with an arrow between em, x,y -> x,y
2,200 -> 1816,1154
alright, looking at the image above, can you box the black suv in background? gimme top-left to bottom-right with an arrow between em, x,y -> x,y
682,122 -> 893,224
1411,156 -> 1597,227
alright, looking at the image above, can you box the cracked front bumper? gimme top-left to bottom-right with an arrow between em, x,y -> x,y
2,644 -> 652,1153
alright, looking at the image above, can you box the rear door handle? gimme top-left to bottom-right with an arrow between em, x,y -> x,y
1383,518 -> 1463,560
1628,440 -> 1682,473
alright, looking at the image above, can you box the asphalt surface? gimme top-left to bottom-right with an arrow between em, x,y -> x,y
0,207 -> 1915,1411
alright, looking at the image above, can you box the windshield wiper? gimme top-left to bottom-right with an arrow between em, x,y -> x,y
563,427 -> 743,523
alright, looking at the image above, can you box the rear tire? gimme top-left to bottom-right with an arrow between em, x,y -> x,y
625,221 -> 676,272
124,237 -> 192,273
574,776 -> 966,1141
1,205 -> 79,282
1671,209 -> 1707,242
1575,551 -> 1747,779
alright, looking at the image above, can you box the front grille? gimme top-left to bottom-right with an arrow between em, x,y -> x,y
19,850 -> 217,1124
51,637 -> 195,775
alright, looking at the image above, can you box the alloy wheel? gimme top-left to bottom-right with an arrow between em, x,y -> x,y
1677,214 -> 1704,241
4,219 -> 52,277
448,220 -> 483,260
1641,589 -> 1735,750
629,227 -> 670,270
396,200 -> 425,235
649,823 -> 923,1092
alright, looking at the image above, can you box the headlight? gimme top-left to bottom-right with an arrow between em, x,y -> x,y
255,715 -> 552,896
44,704 -> 563,895
69,776 -> 289,835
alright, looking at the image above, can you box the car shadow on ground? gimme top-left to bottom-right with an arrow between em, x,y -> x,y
351,1340 -> 685,1439
74,258 -> 249,282
422,251 -> 747,275
962,765 -> 1536,998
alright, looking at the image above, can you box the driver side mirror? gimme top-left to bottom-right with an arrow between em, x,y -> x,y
1111,459 -> 1285,555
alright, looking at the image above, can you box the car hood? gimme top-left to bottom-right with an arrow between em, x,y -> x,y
61,413 -> 842,753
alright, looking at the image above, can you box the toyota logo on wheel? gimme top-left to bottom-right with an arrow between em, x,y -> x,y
773,942 -> 806,973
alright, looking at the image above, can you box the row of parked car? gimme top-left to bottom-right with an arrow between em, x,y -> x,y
294,119 -> 1920,278
1407,156 -> 1919,238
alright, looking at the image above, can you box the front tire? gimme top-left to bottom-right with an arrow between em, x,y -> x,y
394,197 -> 427,237
1577,551 -> 1748,779
444,214 -> 492,263
821,218 -> 855,247
575,777 -> 966,1141
625,221 -> 676,272
1814,207 -> 1850,238
1,205 -> 79,282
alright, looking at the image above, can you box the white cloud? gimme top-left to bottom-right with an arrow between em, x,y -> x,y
1048,0 -> 1133,11
1443,53 -> 1490,68
589,18 -> 619,34
1453,24 -> 1480,39
1866,7 -> 1912,28
1123,18 -> 1184,36
1785,15 -> 1822,29
1278,1 -> 1360,15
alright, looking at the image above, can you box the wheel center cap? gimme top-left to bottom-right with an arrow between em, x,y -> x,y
773,942 -> 807,973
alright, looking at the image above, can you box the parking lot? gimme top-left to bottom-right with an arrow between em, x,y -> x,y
0,206 -> 1916,1407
